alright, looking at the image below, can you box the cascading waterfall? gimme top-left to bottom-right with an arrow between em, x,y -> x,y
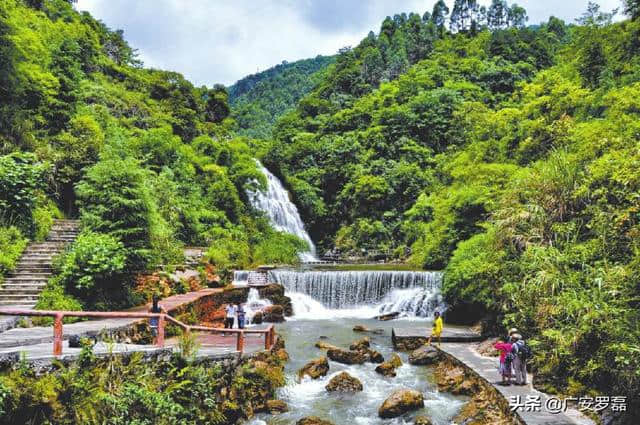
247,162 -> 317,262
269,270 -> 445,318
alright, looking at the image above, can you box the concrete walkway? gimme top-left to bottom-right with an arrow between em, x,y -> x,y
439,343 -> 594,425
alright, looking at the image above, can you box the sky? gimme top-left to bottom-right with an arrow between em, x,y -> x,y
75,0 -> 624,87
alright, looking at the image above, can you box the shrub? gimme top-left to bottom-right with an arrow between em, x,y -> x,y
0,226 -> 27,280
33,282 -> 83,325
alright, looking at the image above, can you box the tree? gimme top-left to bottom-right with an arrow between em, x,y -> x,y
431,0 -> 450,36
624,0 -> 640,19
487,0 -> 508,30
507,4 -> 528,28
450,0 -> 477,33
205,84 -> 230,123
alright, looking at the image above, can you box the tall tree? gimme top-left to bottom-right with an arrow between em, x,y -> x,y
487,0 -> 508,29
450,0 -> 477,32
507,3 -> 528,28
624,0 -> 640,19
431,0 -> 450,36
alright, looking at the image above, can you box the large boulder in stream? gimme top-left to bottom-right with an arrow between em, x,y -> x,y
375,353 -> 403,377
315,340 -> 341,351
414,416 -> 434,425
325,371 -> 363,392
298,357 -> 329,379
349,337 -> 370,351
367,349 -> 384,363
258,284 -> 294,316
378,389 -> 425,418
297,417 -> 335,425
409,345 -> 441,365
266,399 -> 289,414
327,348 -> 367,365
263,305 -> 285,322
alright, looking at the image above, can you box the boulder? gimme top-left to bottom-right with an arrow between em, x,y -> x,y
298,357 -> 329,379
252,311 -> 263,324
353,325 -> 369,332
266,399 -> 289,414
296,417 -> 335,425
378,389 -> 425,419
275,348 -> 289,362
325,371 -> 363,392
367,349 -> 385,363
349,337 -> 370,351
327,348 -> 367,365
375,353 -> 403,377
259,284 -> 293,316
389,353 -> 403,368
409,345 -> 441,365
374,311 -> 400,321
315,340 -> 341,351
414,416 -> 433,425
263,305 -> 285,322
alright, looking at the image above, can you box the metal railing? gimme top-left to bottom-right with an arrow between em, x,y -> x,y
0,309 -> 275,356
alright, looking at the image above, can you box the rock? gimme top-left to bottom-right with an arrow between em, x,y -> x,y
475,338 -> 500,357
375,353 -> 403,377
327,348 -> 367,365
349,337 -> 370,351
409,345 -> 441,365
374,311 -> 400,321
367,349 -> 384,363
273,335 -> 286,350
298,357 -> 329,379
296,417 -> 335,425
319,335 -> 329,339
353,325 -> 369,332
414,415 -> 433,425
252,311 -> 263,324
266,399 -> 289,414
378,389 -> 425,418
259,284 -> 293,316
315,341 -> 341,351
275,348 -> 289,361
263,305 -> 285,322
325,371 -> 363,392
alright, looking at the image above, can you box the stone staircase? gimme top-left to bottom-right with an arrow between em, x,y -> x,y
0,219 -> 80,308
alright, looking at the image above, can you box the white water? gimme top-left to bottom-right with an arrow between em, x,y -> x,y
244,288 -> 271,324
247,162 -> 317,262
269,270 -> 445,319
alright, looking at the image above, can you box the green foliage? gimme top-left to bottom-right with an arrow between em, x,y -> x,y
33,282 -> 83,325
0,226 -> 27,280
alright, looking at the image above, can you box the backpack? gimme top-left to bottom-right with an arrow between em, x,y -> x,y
517,343 -> 532,360
505,352 -> 515,367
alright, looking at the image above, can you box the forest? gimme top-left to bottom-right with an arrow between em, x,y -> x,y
0,0 -> 639,422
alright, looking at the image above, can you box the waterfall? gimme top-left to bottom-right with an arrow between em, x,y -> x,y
247,162 -> 317,262
269,270 -> 445,318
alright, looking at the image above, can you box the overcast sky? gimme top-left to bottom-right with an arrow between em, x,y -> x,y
75,0 -> 623,87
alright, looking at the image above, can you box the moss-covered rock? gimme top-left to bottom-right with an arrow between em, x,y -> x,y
408,345 -> 441,365
297,417 -> 335,425
298,357 -> 329,379
327,348 -> 367,365
378,388 -> 424,418
325,371 -> 363,392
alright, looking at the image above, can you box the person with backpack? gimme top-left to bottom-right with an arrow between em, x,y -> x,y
511,333 -> 530,385
236,303 -> 246,329
494,338 -> 514,385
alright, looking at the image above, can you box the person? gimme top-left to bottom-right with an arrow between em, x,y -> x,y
236,303 -> 246,329
494,338 -> 514,385
511,333 -> 529,386
223,303 -> 236,335
148,294 -> 166,342
427,311 -> 443,347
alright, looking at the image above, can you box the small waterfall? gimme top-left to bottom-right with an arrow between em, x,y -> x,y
244,288 -> 272,323
247,161 -> 317,262
269,270 -> 445,318
233,270 -> 250,285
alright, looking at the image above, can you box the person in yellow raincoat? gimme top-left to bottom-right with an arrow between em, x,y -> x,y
427,310 -> 443,346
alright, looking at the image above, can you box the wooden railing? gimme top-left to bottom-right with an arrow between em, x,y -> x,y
0,309 -> 275,356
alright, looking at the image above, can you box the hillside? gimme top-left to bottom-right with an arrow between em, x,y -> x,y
228,55 -> 334,138
263,1 -> 640,415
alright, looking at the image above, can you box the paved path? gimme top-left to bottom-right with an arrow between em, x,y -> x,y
439,343 -> 594,425
392,326 -> 482,344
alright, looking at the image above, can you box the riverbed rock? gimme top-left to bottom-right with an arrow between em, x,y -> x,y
414,415 -> 433,425
353,325 -> 369,332
378,389 -> 425,418
258,284 -> 293,316
315,341 -> 341,351
366,349 -> 384,363
296,417 -> 335,425
375,353 -> 403,377
325,371 -> 363,392
408,345 -> 441,365
374,311 -> 400,321
298,357 -> 329,379
265,399 -> 289,414
275,348 -> 289,362
263,305 -> 285,322
349,337 -> 370,351
327,348 -> 367,365
252,311 -> 263,324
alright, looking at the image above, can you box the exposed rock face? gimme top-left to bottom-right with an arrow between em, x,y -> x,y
259,284 -> 293,316
297,417 -> 335,425
414,416 -> 433,425
266,399 -> 289,414
325,371 -> 363,392
315,341 -> 341,351
299,357 -> 330,379
327,348 -> 367,365
375,353 -> 403,377
434,362 -> 479,396
378,389 -> 425,418
263,305 -> 285,322
349,337 -> 370,351
409,345 -> 441,365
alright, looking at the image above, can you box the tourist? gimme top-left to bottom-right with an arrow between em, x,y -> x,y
494,338 -> 514,385
511,333 -> 529,386
427,310 -> 443,347
236,303 -> 246,329
223,303 -> 237,335
148,294 -> 166,342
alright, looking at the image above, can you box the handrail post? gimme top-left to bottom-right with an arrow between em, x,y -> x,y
53,313 -> 64,356
236,331 -> 244,353
157,314 -> 165,348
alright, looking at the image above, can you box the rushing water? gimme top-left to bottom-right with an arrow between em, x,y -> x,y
247,162 -> 317,262
269,270 -> 445,318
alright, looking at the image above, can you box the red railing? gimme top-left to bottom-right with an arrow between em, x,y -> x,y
0,309 -> 275,356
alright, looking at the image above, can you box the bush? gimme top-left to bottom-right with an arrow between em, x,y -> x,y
252,231 -> 308,265
33,282 -> 83,325
0,227 -> 27,280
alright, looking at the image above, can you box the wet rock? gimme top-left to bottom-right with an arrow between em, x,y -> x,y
367,349 -> 384,363
325,371 -> 363,392
266,399 -> 289,414
374,311 -> 400,321
263,305 -> 285,322
327,348 -> 367,365
409,345 -> 441,365
349,337 -> 370,351
414,416 -> 433,425
375,353 -> 403,377
275,348 -> 289,362
378,388 -> 425,418
298,357 -> 329,379
273,334 -> 286,350
259,284 -> 293,316
252,311 -> 263,324
296,417 -> 335,425
319,335 -> 329,339
315,341 -> 341,351
353,325 -> 369,332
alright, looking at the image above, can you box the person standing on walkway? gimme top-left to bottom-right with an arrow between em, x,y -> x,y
223,303 -> 237,336
511,333 -> 529,385
494,338 -> 514,385
148,294 -> 166,343
236,303 -> 246,329
427,311 -> 443,347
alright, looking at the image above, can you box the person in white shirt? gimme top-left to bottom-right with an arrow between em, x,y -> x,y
224,304 -> 237,330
